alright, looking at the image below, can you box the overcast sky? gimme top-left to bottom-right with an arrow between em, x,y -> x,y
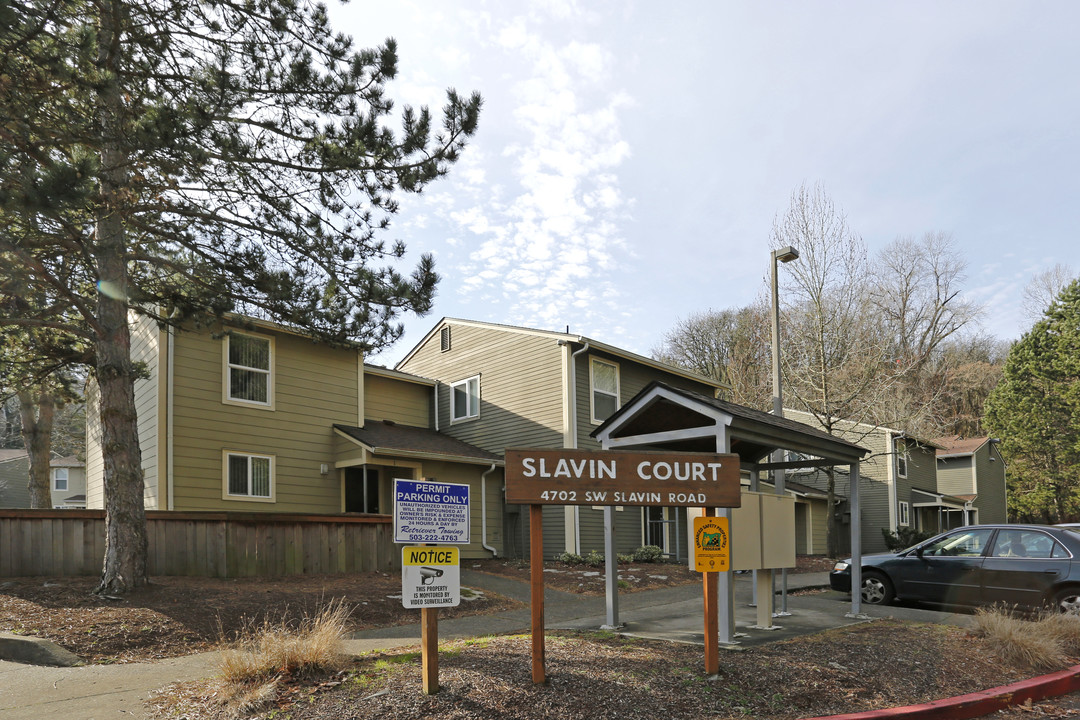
331,1 -> 1080,366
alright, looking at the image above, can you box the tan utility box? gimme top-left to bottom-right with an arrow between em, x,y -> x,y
730,491 -> 795,571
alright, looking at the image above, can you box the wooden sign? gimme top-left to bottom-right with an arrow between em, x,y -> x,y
504,449 -> 741,507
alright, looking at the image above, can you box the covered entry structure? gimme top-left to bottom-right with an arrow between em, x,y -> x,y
592,382 -> 870,632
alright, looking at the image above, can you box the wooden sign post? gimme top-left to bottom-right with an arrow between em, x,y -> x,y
505,449 -> 741,684
530,504 -> 545,684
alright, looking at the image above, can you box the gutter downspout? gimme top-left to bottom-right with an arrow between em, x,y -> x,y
568,340 -> 590,555
434,381 -> 439,432
481,462 -> 498,556
167,323 -> 175,511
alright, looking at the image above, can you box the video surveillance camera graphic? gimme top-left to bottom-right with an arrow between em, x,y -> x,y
419,566 -> 444,585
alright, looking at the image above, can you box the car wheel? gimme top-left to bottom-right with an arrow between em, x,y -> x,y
860,571 -> 894,605
1054,588 -> 1080,615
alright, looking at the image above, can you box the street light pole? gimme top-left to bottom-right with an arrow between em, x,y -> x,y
770,245 -> 799,616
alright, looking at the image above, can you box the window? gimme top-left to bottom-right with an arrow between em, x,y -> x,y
440,326 -> 451,352
898,500 -> 910,526
590,358 -> 620,423
224,452 -> 274,500
52,468 -> 69,492
225,332 -> 273,407
895,440 -> 908,478
921,527 -> 993,557
451,375 -> 480,422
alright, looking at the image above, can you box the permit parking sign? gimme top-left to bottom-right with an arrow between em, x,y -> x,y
394,479 -> 470,544
402,546 -> 460,609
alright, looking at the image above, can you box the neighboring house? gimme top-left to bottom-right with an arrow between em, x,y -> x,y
50,456 -> 87,508
0,449 -> 31,509
395,318 -> 724,559
784,411 -> 965,554
0,450 -> 83,508
84,313 -> 506,559
932,436 -> 1008,525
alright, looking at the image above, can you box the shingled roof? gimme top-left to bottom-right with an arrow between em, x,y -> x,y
333,422 -> 502,466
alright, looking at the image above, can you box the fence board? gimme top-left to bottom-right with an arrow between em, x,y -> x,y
0,511 -> 393,578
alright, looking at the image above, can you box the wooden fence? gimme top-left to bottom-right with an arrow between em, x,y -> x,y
0,510 -> 397,578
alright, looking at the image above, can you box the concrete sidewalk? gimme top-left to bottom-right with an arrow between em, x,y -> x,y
0,571 -> 963,720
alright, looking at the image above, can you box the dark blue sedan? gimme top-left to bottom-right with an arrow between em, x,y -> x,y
830,524 -> 1080,612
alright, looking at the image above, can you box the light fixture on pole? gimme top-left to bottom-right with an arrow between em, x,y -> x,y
770,245 -> 799,617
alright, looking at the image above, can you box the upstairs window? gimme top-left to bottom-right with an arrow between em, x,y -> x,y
451,375 -> 480,422
53,468 -> 69,492
895,439 -> 908,478
225,452 -> 273,500
590,358 -> 620,423
226,332 -> 273,407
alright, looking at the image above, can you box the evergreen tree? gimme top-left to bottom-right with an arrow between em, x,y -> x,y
985,279 -> 1080,522
0,0 -> 480,593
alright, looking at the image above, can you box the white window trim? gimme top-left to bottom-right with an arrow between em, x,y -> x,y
222,450 -> 276,503
52,468 -> 69,492
222,331 -> 276,410
589,357 -> 621,425
898,500 -> 910,526
450,374 -> 480,424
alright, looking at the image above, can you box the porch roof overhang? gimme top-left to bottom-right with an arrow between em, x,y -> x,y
333,422 -> 504,467
911,488 -> 970,509
591,382 -> 868,469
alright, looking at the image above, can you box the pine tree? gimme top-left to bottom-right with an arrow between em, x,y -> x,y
0,0 -> 481,593
985,279 -> 1080,522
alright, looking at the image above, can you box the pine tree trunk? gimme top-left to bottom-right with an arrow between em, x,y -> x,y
93,0 -> 148,596
18,392 -> 55,508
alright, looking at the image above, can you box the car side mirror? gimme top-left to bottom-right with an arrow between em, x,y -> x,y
915,546 -> 924,558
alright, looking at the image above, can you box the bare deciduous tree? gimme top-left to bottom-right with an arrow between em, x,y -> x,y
652,305 -> 771,407
1022,264 -> 1076,322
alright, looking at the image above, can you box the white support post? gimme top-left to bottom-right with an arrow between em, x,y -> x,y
602,506 -> 620,629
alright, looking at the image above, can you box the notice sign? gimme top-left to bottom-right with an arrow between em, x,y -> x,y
394,479 -> 470,544
504,449 -> 740,508
402,546 -> 460,609
694,516 -> 731,572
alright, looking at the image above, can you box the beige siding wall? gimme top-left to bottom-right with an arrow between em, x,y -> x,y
170,325 -> 360,513
0,458 -> 30,508
400,324 -> 565,454
130,313 -> 163,508
85,381 -> 104,509
364,375 -> 430,427
809,499 -> 828,555
937,458 -> 974,496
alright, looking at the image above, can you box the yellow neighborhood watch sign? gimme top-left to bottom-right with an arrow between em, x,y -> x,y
693,516 -> 730,572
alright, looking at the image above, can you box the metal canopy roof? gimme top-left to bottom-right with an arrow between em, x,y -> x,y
591,382 -> 868,468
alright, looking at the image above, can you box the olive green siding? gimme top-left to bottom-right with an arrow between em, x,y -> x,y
894,439 -> 939,516
169,325 -> 360,513
785,412 -> 895,554
411,460 -> 504,559
364,374 -> 430,428
809,499 -> 828,555
974,444 -> 1007,523
0,456 -> 30,508
400,324 -> 565,454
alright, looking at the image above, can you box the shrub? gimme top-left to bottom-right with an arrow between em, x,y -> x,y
973,607 -> 1064,670
218,601 -> 351,685
557,552 -> 584,566
617,553 -> 634,564
632,545 -> 664,563
584,550 -> 605,567
881,526 -> 934,551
